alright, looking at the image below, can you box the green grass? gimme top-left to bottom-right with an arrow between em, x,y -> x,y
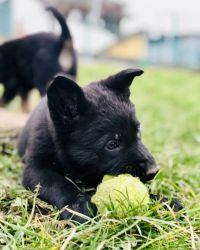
1,62 -> 200,249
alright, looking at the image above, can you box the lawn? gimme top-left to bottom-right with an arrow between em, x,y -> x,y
0,62 -> 200,249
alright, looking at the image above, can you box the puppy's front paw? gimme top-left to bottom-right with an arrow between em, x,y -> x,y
150,194 -> 183,212
60,193 -> 97,223
163,197 -> 183,212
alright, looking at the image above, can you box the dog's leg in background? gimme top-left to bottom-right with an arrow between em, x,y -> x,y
0,79 -> 18,107
22,161 -> 96,222
20,90 -> 31,113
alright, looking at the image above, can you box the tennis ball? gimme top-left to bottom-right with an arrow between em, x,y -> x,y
91,174 -> 150,217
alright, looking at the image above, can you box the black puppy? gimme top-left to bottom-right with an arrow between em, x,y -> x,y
0,7 -> 77,112
18,69 -> 182,222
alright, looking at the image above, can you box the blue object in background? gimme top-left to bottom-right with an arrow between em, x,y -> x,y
147,35 -> 200,70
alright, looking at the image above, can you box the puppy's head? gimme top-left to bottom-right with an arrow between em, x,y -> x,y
47,69 -> 159,185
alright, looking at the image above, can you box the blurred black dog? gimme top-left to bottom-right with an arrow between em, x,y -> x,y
0,7 -> 77,112
18,69 -> 182,222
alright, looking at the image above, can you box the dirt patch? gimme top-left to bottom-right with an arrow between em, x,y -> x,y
0,108 -> 29,130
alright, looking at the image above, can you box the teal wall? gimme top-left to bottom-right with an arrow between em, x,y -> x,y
0,0 -> 11,37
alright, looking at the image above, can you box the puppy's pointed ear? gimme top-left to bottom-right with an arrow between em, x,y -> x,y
47,75 -> 87,125
104,68 -> 143,97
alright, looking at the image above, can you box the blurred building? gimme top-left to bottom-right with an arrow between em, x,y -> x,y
147,34 -> 200,70
101,33 -> 200,70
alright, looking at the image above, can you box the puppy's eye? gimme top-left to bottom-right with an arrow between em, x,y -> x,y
106,140 -> 119,150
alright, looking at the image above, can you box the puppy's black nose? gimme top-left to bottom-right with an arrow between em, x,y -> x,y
139,162 -> 159,181
146,164 -> 159,177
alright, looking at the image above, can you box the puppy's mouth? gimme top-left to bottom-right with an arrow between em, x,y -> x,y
125,165 -> 159,183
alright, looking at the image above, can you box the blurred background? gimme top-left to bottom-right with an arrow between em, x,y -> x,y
0,0 -> 200,128
0,0 -> 200,70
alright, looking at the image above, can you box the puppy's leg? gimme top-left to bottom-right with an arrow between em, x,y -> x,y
34,74 -> 52,97
0,83 -> 18,106
150,194 -> 183,212
22,163 -> 96,222
20,92 -> 31,113
35,82 -> 47,97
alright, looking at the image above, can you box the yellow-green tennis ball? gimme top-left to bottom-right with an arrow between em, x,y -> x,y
91,174 -> 150,217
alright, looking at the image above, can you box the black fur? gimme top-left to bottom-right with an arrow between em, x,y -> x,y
0,7 -> 77,111
18,69 -> 182,222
